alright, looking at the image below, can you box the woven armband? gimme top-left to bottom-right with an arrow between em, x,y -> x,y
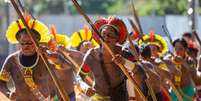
80,63 -> 91,76
0,70 -> 10,82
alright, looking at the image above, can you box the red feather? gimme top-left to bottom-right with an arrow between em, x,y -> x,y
16,20 -> 22,30
188,40 -> 195,48
49,24 -> 57,40
150,30 -> 155,42
25,14 -> 32,26
48,24 -> 58,51
133,31 -> 139,40
81,63 -> 91,73
83,25 -> 90,39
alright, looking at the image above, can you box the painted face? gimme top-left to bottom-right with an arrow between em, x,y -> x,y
174,42 -> 186,57
18,34 -> 36,56
150,44 -> 160,58
101,26 -> 119,45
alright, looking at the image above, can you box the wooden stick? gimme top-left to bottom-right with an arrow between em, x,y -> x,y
192,30 -> 201,46
162,25 -> 173,44
128,18 -> 144,42
10,0 -> 69,101
129,0 -> 144,36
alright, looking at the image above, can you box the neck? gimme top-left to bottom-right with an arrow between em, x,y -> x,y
19,52 -> 38,67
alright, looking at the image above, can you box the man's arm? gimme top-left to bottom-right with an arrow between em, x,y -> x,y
56,46 -> 84,71
0,57 -> 12,97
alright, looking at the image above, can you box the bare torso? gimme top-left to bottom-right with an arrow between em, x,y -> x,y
85,48 -> 125,96
0,52 -> 55,101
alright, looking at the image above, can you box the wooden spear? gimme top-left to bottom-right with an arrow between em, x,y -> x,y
129,0 -> 144,36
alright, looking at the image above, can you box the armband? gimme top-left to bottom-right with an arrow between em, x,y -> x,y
174,75 -> 181,86
0,70 -> 10,82
80,63 -> 91,76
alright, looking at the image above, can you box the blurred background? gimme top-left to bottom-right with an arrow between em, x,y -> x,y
0,0 -> 200,66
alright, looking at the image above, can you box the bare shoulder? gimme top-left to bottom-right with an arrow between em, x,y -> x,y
82,47 -> 100,66
1,51 -> 19,71
85,47 -> 100,58
4,51 -> 19,62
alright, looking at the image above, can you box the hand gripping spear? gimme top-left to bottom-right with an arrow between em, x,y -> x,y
9,0 -> 69,101
70,0 -> 147,100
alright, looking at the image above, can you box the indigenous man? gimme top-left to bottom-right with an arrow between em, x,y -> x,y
80,16 -> 129,101
0,19 -> 56,101
170,38 -> 196,101
138,33 -> 173,101
139,44 -> 165,101
70,27 -> 100,100
182,32 -> 201,101
46,33 -> 81,101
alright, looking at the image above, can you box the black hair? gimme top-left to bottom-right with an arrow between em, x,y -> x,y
182,32 -> 193,39
100,25 -> 119,37
148,44 -> 161,52
16,29 -> 41,41
141,45 -> 151,59
172,38 -> 188,49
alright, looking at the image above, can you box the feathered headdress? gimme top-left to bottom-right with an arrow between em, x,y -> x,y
48,25 -> 70,48
70,25 -> 99,48
6,15 -> 50,44
138,30 -> 168,55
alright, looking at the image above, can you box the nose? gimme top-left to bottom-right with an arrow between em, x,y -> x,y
103,34 -> 110,40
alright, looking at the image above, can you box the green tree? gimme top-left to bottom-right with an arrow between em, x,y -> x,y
8,0 -> 201,16
107,0 -> 130,15
134,0 -> 200,16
